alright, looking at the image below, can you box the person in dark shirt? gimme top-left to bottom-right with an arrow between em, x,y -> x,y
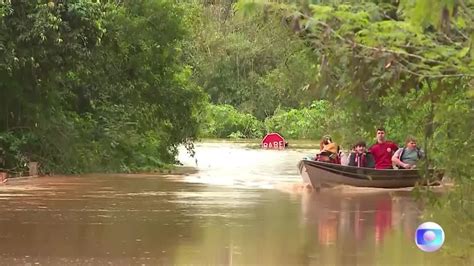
348,141 -> 375,168
368,127 -> 399,169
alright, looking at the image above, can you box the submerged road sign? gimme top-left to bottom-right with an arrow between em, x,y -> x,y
261,133 -> 287,149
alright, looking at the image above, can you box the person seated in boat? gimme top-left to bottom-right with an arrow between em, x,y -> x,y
315,135 -> 341,164
348,141 -> 375,168
392,136 -> 424,169
368,127 -> 399,169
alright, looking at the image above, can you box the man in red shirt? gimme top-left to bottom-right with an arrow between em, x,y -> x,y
368,128 -> 399,169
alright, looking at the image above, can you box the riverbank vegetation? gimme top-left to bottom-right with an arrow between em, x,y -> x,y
1,0 -> 471,176
0,1 -> 206,174
1,1 -> 471,174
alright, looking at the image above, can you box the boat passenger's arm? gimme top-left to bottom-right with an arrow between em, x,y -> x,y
391,149 -> 410,169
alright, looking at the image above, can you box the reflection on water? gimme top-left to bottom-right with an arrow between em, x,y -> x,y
0,142 -> 459,265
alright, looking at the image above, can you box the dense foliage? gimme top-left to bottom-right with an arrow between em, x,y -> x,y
200,100 -> 344,140
199,104 -> 264,138
264,100 -> 344,140
182,0 -> 320,120
0,0 -> 205,174
3,0 -> 471,177
1,0 -> 471,172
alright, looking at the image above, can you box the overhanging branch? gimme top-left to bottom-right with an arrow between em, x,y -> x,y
295,12 -> 474,77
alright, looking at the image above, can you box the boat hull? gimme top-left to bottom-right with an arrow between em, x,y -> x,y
298,160 -> 443,189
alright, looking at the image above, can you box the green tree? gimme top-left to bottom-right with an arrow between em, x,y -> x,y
183,1 -> 320,119
0,0 -> 206,174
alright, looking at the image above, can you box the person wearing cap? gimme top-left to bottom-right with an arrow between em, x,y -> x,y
348,141 -> 375,168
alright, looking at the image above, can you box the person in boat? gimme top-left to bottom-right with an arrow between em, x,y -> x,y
315,135 -> 341,164
391,136 -> 424,169
368,127 -> 399,169
348,141 -> 375,168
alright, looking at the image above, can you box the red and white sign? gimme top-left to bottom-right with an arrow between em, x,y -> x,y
261,133 -> 286,150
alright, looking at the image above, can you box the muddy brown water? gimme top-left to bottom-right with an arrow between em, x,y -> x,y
0,142 -> 461,265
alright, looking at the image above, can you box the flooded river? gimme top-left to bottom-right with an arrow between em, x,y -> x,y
0,142 -> 463,265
